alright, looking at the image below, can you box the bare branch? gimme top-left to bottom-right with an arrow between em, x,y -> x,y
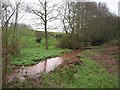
31,9 -> 45,22
17,11 -> 26,22
47,13 -> 59,22
38,0 -> 45,10
3,7 -> 16,28
47,2 -> 61,15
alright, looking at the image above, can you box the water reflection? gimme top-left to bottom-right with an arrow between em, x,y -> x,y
8,50 -> 81,82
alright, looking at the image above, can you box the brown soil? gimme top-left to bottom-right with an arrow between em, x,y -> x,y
89,46 -> 119,74
59,57 -> 83,68
58,49 -> 83,68
102,46 -> 119,57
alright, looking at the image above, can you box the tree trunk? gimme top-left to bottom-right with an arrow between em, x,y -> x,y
2,25 -> 9,88
44,1 -> 48,49
45,25 -> 48,49
2,48 -> 8,88
12,4 -> 19,55
62,20 -> 68,34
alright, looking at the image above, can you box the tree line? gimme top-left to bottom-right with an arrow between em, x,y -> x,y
58,2 -> 119,49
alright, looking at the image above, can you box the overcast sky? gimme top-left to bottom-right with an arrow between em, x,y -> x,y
10,0 -> 120,32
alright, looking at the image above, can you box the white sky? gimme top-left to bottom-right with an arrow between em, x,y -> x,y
10,0 -> 119,32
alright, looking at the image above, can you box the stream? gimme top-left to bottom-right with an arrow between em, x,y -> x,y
8,50 -> 82,83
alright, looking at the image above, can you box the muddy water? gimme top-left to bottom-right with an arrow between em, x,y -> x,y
8,50 -> 81,82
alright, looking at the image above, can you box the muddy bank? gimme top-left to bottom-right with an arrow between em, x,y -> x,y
84,46 -> 119,74
8,50 -> 82,83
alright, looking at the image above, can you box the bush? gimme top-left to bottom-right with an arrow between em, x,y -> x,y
58,34 -> 78,49
35,31 -> 42,43
91,38 -> 106,46
35,37 -> 42,43
54,34 -> 63,39
103,39 -> 119,46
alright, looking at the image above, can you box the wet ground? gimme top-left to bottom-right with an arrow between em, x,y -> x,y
8,50 -> 82,83
86,46 -> 119,74
8,46 -> 119,83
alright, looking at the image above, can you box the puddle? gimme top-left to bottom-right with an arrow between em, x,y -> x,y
8,50 -> 81,83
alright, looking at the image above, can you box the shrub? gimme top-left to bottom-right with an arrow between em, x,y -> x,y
35,31 -> 42,43
91,38 -> 106,46
35,37 -> 42,43
103,39 -> 119,46
54,34 -> 63,39
58,34 -> 78,49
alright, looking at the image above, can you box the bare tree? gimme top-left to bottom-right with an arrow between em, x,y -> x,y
27,0 -> 59,49
1,0 -> 24,87
59,2 -> 80,35
11,1 -> 23,55
1,1 -> 15,87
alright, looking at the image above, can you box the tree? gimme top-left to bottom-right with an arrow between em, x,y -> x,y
1,0 -> 24,87
59,2 -> 77,35
1,1 -> 15,87
27,0 -> 59,49
11,1 -> 23,55
59,1 -> 118,48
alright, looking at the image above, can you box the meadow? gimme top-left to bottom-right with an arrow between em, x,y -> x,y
10,30 -> 70,65
8,30 -> 118,88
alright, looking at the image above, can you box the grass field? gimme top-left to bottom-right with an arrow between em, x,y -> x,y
10,30 -> 70,65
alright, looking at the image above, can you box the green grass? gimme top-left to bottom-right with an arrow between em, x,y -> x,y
39,54 -> 118,88
9,52 -> 118,88
11,47 -> 70,65
10,30 -> 70,65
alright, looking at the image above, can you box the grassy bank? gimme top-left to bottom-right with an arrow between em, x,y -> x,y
40,53 -> 118,88
10,30 -> 70,66
9,49 -> 118,88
